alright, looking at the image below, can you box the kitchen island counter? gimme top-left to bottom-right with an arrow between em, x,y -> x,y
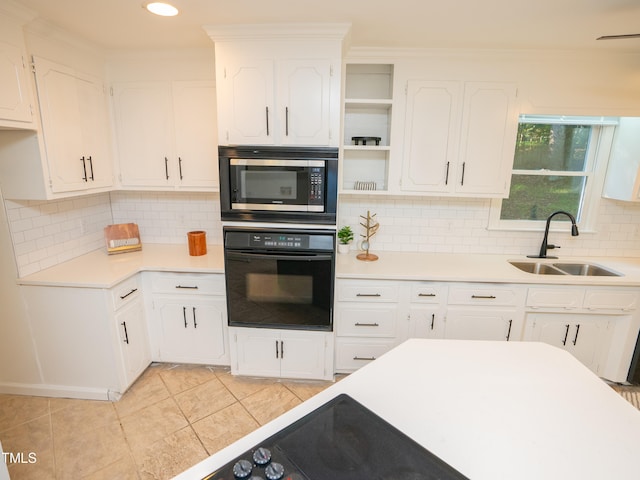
175,339 -> 640,480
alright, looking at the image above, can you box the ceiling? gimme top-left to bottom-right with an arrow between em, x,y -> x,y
10,0 -> 640,52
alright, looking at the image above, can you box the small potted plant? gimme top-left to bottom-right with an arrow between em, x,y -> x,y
337,226 -> 354,254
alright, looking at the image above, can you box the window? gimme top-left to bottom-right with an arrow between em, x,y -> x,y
489,115 -> 616,231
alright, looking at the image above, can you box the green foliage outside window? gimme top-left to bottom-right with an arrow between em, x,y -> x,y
500,123 -> 591,221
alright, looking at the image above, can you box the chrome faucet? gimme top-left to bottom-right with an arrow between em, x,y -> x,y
528,210 -> 579,259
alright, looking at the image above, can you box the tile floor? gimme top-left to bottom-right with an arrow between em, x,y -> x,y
0,363 -> 335,480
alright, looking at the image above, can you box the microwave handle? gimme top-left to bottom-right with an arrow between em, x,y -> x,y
226,251 -> 332,262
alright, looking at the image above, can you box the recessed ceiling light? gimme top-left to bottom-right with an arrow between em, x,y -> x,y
144,2 -> 179,17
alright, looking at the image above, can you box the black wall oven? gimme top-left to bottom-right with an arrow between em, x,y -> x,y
223,227 -> 335,331
218,145 -> 338,224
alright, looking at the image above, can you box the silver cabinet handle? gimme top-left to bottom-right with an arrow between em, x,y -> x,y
418,293 -> 436,297
356,293 -> 381,297
355,322 -> 379,327
353,356 -> 376,361
471,295 -> 496,299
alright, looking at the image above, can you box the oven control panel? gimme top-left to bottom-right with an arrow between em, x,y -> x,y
250,233 -> 309,249
224,228 -> 335,253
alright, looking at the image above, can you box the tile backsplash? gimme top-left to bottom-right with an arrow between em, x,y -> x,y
4,190 -> 640,277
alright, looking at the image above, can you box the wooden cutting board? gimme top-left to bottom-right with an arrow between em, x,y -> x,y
104,223 -> 142,254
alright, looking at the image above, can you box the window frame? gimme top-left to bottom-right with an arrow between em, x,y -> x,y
488,115 -> 616,233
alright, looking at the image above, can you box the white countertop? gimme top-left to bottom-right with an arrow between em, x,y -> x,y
175,339 -> 640,480
17,244 -> 225,288
336,251 -> 640,286
16,245 -> 640,288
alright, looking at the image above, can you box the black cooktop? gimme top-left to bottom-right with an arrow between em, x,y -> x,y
204,393 -> 468,480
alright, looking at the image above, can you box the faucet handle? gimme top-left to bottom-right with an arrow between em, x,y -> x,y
547,244 -> 560,250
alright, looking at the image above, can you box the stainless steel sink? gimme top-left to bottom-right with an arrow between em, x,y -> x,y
509,261 -> 622,277
509,262 -> 565,275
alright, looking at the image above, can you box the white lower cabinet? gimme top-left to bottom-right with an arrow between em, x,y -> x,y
229,327 -> 334,381
146,272 -> 229,365
523,286 -> 640,381
444,308 -> 518,341
334,280 -> 403,373
526,313 -> 611,374
19,274 -> 150,399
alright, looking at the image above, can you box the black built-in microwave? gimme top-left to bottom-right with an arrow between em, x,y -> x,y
218,145 -> 338,224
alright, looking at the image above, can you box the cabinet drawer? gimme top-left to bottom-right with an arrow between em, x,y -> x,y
110,276 -> 141,310
336,305 -> 398,338
448,285 -> 521,306
337,280 -> 399,302
410,283 -> 447,304
526,287 -> 584,309
584,289 -> 638,311
149,272 -> 225,295
335,339 -> 396,371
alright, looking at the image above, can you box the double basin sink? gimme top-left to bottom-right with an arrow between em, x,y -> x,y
509,261 -> 622,277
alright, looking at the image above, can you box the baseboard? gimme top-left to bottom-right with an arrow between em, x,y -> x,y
0,382 -> 112,400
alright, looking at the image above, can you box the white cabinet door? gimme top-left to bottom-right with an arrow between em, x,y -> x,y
154,296 -> 229,365
278,60 -> 332,146
402,81 -> 461,193
113,81 -> 218,189
409,306 -> 445,339
232,328 -> 282,377
172,81 -> 218,188
115,296 -> 151,386
0,41 -> 32,125
33,57 -> 113,193
445,308 -> 516,341
456,82 -> 518,196
527,313 -> 610,374
279,331 -> 330,380
218,59 -> 275,145
401,80 -> 517,197
113,82 -> 174,187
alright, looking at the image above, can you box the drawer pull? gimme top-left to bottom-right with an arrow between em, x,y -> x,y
176,285 -> 199,290
119,288 -> 138,299
418,293 -> 436,297
471,295 -> 496,299
353,356 -> 376,361
356,293 -> 381,297
355,322 -> 379,327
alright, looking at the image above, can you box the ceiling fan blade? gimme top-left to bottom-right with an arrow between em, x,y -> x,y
596,33 -> 640,40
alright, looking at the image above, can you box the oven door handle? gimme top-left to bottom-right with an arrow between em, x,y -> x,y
225,251 -> 333,262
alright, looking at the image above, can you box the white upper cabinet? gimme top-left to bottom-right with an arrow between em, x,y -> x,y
33,56 -> 113,193
217,57 -> 333,146
112,80 -> 218,190
401,80 -> 519,197
0,10 -> 34,128
205,23 -> 348,147
602,117 -> 640,202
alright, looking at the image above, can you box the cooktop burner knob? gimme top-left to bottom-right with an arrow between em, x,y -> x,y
252,447 -> 272,465
232,459 -> 253,478
264,462 -> 284,480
